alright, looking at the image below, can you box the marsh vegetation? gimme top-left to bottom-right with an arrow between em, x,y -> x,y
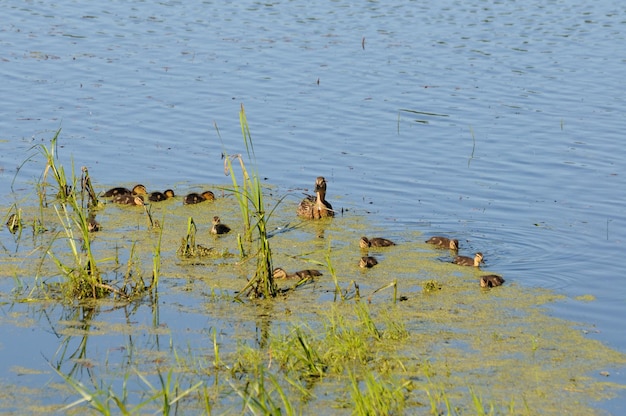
1,114 -> 625,415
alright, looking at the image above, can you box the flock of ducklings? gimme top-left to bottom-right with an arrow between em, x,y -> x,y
286,176 -> 504,289
6,176 -> 503,289
103,184 -> 217,206
102,183 -> 230,235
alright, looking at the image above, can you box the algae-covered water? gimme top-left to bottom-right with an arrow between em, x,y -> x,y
1,175 -> 625,414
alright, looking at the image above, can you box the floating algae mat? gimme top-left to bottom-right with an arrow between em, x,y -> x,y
1,185 -> 626,415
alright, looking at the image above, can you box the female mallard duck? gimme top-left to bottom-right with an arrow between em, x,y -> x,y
297,176 -> 334,219
183,191 -> 215,205
480,274 -> 505,288
272,267 -> 323,279
103,184 -> 147,198
359,236 -> 396,249
453,252 -> 484,267
149,189 -> 175,202
359,256 -> 378,268
425,236 -> 459,250
210,216 -> 231,235
112,194 -> 145,206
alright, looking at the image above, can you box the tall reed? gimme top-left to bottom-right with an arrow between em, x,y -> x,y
37,130 -> 105,300
222,105 -> 276,299
34,130 -> 155,302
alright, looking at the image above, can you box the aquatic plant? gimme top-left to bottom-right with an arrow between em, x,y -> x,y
177,217 -> 215,258
36,130 -> 105,299
221,104 -> 277,299
230,366 -> 297,416
25,130 -> 158,302
349,369 -> 409,415
56,366 -> 202,415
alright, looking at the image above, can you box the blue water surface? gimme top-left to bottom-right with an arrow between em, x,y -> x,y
1,0 -> 626,412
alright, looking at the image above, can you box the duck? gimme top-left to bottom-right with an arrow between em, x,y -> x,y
87,214 -> 100,232
149,189 -> 175,202
6,213 -> 20,234
297,176 -> 334,219
103,184 -> 147,198
112,194 -> 145,206
480,274 -> 505,288
183,191 -> 215,205
210,216 -> 231,235
359,236 -> 396,249
425,236 -> 459,250
359,256 -> 378,268
452,252 -> 484,267
272,267 -> 323,279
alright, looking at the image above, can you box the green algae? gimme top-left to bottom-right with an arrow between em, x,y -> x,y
1,186 -> 626,414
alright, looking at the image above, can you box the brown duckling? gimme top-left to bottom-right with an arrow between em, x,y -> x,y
87,214 -> 100,232
359,256 -> 378,268
210,216 -> 231,235
359,236 -> 396,249
480,274 -> 505,288
112,194 -> 145,206
453,252 -> 484,267
103,184 -> 147,198
425,236 -> 459,250
149,189 -> 175,202
297,176 -> 334,219
6,213 -> 20,234
272,267 -> 323,279
183,191 -> 215,205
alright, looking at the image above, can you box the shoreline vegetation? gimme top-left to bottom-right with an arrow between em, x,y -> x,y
1,109 -> 625,414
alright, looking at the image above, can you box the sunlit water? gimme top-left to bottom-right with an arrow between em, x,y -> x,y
1,0 -> 626,412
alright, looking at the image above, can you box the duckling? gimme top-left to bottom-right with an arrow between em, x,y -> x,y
210,216 -> 231,235
359,256 -> 378,268
112,194 -> 145,206
6,213 -> 20,234
183,191 -> 215,205
87,214 -> 100,232
480,274 -> 505,288
149,189 -> 175,202
359,236 -> 396,249
425,236 -> 459,250
297,176 -> 334,219
103,184 -> 147,198
452,252 -> 484,267
272,267 -> 323,279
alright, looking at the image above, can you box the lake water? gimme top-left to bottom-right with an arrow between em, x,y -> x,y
2,0 -> 626,413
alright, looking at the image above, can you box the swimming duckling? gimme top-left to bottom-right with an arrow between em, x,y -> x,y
359,256 -> 378,268
183,191 -> 215,205
425,236 -> 459,250
272,267 -> 323,279
453,252 -> 484,267
112,194 -> 145,206
6,213 -> 20,234
210,216 -> 231,235
359,236 -> 396,249
480,274 -> 505,288
103,184 -> 147,198
87,214 -> 100,232
297,176 -> 334,219
149,189 -> 175,202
